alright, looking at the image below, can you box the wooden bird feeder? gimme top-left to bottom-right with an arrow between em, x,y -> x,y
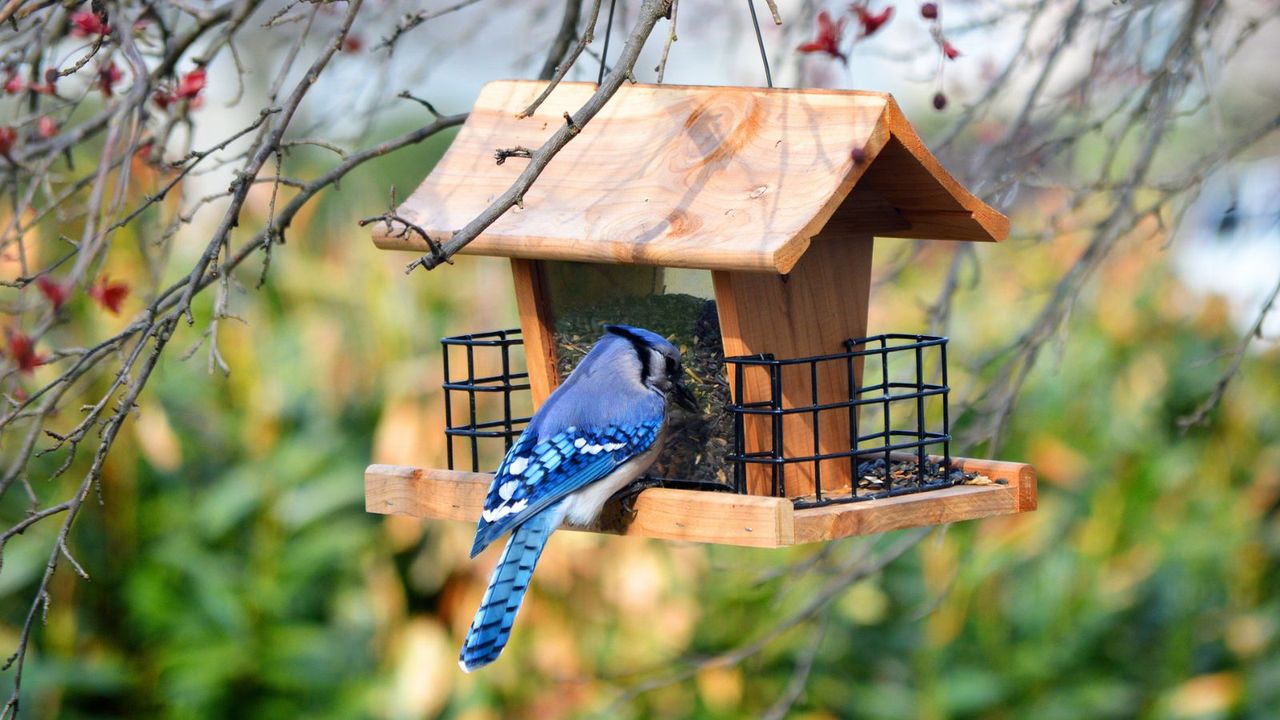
364,80 -> 1036,547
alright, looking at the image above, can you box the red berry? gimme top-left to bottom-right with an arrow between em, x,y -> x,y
37,115 -> 57,138
932,92 -> 947,110
921,3 -> 938,20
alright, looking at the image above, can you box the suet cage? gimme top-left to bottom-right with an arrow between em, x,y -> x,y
364,81 -> 1036,546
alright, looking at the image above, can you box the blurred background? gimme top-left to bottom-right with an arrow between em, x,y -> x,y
1,1 -> 1278,718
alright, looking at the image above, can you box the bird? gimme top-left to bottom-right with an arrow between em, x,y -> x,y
458,324 -> 697,672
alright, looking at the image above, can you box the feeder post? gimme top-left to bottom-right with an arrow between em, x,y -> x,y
510,259 -> 560,406
712,233 -> 875,498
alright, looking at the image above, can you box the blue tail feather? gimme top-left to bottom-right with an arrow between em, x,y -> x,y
458,501 -> 564,672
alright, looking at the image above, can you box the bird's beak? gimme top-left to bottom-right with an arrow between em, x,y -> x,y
673,379 -> 698,412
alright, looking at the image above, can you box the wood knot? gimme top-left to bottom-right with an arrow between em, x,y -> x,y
679,94 -> 764,171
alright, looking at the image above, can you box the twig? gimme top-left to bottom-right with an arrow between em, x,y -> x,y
604,528 -> 929,711
397,90 -> 443,118
1178,275 -> 1280,431
761,611 -> 828,720
379,0 -> 488,50
520,0 -> 605,117
359,188 -> 451,262
654,0 -> 679,82
406,0 -> 672,273
762,0 -> 781,25
494,146 -> 533,164
539,0 -> 585,81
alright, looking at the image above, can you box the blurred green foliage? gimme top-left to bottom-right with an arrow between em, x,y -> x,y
1,120 -> 1277,720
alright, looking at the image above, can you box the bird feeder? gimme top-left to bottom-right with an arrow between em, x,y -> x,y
364,80 -> 1037,547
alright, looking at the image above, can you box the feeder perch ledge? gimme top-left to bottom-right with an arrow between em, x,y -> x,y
366,457 -> 1035,547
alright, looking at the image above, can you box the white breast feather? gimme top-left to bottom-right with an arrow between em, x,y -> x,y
561,444 -> 661,526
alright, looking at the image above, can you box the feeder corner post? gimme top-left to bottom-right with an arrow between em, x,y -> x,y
711,232 -> 875,498
510,258 -> 559,407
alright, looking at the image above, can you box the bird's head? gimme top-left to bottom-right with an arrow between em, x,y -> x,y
603,324 -> 699,412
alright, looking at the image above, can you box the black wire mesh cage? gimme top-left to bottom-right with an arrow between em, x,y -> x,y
440,329 -> 959,509
724,334 -> 956,509
441,329 -> 532,472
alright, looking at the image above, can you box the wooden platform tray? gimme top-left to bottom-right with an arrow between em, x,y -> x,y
365,456 -> 1036,548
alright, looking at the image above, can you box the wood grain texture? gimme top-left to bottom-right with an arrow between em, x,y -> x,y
371,81 -> 1007,273
365,456 -> 1035,547
713,235 -> 874,497
791,457 -> 1038,544
365,465 -> 794,547
510,259 -> 559,406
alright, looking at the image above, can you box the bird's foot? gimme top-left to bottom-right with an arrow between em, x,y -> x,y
611,476 -> 665,517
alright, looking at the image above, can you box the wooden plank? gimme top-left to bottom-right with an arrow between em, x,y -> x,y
371,81 -> 1005,274
952,455 -> 1038,512
599,487 -> 794,547
712,235 -> 874,497
791,457 -> 1037,544
510,259 -> 559,406
365,456 -> 1035,547
365,465 -> 794,548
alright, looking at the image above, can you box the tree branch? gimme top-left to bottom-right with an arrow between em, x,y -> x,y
405,0 -> 672,273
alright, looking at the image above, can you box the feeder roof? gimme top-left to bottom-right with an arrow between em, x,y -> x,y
373,81 -> 1008,274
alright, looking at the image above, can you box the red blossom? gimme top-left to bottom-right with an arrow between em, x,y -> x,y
87,275 -> 130,315
343,35 -> 364,53
797,10 -> 848,64
3,73 -> 22,94
175,67 -> 206,100
0,126 -> 15,155
35,276 -> 68,310
70,10 -> 110,37
97,62 -> 122,97
37,115 -> 57,138
851,3 -> 894,37
4,328 -> 46,374
942,39 -> 961,59
920,2 -> 938,19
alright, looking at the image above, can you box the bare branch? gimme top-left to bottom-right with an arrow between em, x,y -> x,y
520,0 -> 606,117
407,0 -> 673,273
1178,275 -> 1280,431
539,0 -> 586,81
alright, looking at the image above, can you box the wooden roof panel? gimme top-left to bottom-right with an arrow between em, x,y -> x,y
373,80 -> 1007,273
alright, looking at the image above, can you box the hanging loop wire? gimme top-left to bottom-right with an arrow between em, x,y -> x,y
597,1 -> 773,88
746,0 -> 774,87
597,0 -> 619,85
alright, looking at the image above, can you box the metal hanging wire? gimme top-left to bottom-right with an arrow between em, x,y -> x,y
596,0 -> 774,88
598,0 -> 619,85
746,0 -> 773,88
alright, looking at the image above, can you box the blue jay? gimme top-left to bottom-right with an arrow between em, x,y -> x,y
458,324 -> 697,672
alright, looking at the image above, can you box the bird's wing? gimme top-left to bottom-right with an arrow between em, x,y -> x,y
469,420 -> 662,557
